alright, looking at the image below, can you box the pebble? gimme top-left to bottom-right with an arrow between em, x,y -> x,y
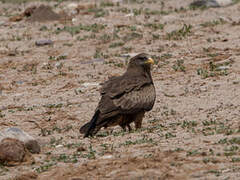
82,82 -> 100,88
190,0 -> 233,8
35,39 -> 53,46
81,58 -> 104,64
0,47 -> 8,55
56,144 -> 63,148
55,62 -> 63,69
0,127 -> 41,154
0,138 -> 34,166
216,66 -> 229,70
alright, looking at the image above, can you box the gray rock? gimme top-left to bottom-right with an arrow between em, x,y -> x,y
0,127 -> 40,154
190,0 -> 233,8
81,58 -> 105,64
35,39 -> 53,46
190,0 -> 220,8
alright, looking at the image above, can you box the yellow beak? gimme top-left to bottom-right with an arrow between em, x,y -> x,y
145,58 -> 154,65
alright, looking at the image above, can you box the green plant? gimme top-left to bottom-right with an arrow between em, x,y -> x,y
167,24 -> 192,40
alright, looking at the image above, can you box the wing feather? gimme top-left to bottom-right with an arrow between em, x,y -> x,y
100,75 -> 151,98
113,84 -> 156,113
95,75 -> 155,127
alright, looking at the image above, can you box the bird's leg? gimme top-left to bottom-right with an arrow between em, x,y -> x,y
120,124 -> 127,131
134,112 -> 145,129
127,124 -> 132,132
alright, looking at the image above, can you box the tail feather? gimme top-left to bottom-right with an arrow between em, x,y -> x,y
81,110 -> 100,138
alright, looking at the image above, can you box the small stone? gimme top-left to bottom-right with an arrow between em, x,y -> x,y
25,140 -> 41,154
72,18 -> 77,23
0,138 -> 33,166
55,62 -> 63,69
35,39 -> 53,46
56,144 -> 63,148
0,47 -> 8,55
190,0 -> 233,8
216,66 -> 229,70
190,0 -> 220,8
216,0 -> 233,6
82,82 -> 99,88
121,53 -> 138,58
125,13 -> 134,17
81,58 -> 104,64
67,3 -> 78,9
101,155 -> 113,159
0,21 -> 5,26
0,127 -> 41,154
75,87 -> 83,94
77,146 -> 86,152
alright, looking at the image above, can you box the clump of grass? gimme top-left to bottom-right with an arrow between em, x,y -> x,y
133,8 -> 142,16
186,149 -> 200,156
100,1 -> 115,7
165,132 -> 176,139
52,153 -> 78,163
144,8 -> 170,15
35,162 -> 57,173
181,120 -> 198,129
200,18 -> 226,27
109,41 -> 125,48
172,59 -> 186,72
126,0 -> 144,4
117,7 -> 131,13
123,32 -> 143,42
100,34 -> 112,43
88,8 -> 109,18
166,24 -> 192,40
197,61 -> 230,79
120,137 -> 156,147
144,23 -> 165,31
55,23 -> 106,36
43,103 -> 63,109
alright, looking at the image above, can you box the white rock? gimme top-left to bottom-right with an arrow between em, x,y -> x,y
0,47 -> 8,55
125,13 -> 134,17
216,66 -> 229,70
72,18 -> 77,23
216,0 -> 233,6
56,144 -> 63,148
101,155 -> 113,159
67,3 -> 78,9
82,82 -> 100,88
0,127 -> 34,143
121,53 -> 138,58
55,62 -> 63,69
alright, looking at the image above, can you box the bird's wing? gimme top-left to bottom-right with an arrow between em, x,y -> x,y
112,83 -> 156,113
98,75 -> 155,116
100,75 -> 152,98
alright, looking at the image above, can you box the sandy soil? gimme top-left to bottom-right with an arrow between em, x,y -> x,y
0,0 -> 240,179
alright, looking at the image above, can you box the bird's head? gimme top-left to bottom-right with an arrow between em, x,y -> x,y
128,53 -> 154,70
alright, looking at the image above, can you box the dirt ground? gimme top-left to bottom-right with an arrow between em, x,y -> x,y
0,0 -> 240,179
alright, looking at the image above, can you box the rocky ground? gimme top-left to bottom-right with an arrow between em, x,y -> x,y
0,0 -> 240,179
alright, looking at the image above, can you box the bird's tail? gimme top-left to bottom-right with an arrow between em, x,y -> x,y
80,110 -> 100,138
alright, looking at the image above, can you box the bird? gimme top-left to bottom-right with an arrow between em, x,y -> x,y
80,53 -> 156,137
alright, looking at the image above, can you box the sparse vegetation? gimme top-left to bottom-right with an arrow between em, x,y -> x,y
0,0 -> 239,179
55,23 -> 106,36
166,24 -> 192,40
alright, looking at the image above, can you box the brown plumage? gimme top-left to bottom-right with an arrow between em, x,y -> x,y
80,53 -> 156,137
